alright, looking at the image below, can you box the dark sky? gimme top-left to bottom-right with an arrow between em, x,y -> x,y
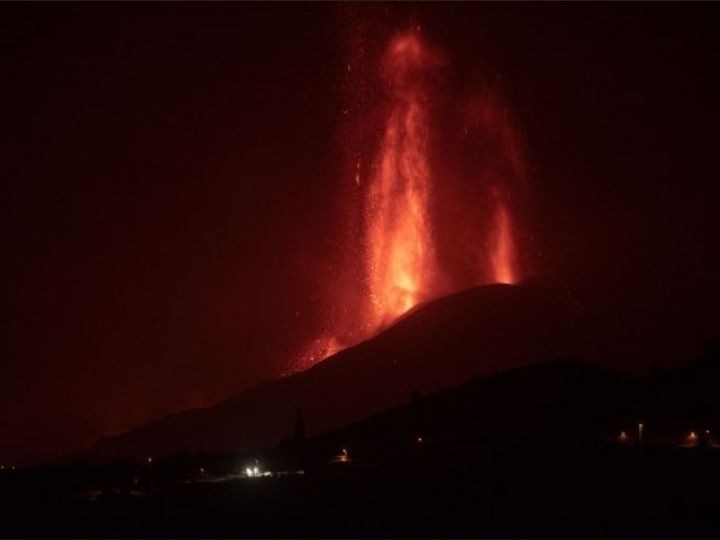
2,3 -> 719,465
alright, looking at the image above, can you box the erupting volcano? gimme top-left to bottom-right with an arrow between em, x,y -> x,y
366,34 -> 439,329
489,188 -> 517,285
293,28 -> 527,372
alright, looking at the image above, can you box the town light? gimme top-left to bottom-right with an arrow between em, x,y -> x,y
331,447 -> 351,464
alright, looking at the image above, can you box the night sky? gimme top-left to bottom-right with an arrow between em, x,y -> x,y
2,3 -> 719,465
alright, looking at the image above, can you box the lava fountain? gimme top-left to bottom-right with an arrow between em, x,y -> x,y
488,187 -> 517,284
365,33 -> 441,329
290,27 -> 527,373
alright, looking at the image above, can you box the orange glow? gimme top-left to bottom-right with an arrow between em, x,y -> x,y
489,189 -> 517,284
290,28 -> 528,373
292,333 -> 342,372
332,447 -> 351,463
366,32 -> 439,328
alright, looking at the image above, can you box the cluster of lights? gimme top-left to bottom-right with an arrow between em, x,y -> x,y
617,422 -> 645,443
616,422 -> 644,443
686,429 -> 711,443
617,424 -> 713,445
330,447 -> 352,464
244,461 -> 272,478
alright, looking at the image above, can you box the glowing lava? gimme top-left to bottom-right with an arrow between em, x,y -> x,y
289,27 -> 528,373
488,188 -> 517,284
366,33 -> 439,328
295,333 -> 342,372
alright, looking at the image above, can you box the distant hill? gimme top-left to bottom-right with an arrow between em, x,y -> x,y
257,351 -> 720,476
14,356 -> 720,539
88,281 -> 720,461
89,282 -> 588,460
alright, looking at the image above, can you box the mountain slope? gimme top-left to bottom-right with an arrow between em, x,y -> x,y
89,282 -> 586,460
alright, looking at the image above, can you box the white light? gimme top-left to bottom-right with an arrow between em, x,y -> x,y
253,466 -> 259,476
246,467 -> 253,477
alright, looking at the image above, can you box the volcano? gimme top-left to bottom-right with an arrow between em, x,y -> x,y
291,28 -> 530,373
90,281 -> 585,461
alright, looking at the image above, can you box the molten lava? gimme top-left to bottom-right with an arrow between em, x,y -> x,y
489,188 -> 517,284
295,333 -> 341,372
289,27 -> 528,373
366,33 -> 439,328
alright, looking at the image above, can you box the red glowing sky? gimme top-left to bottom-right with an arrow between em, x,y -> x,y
2,3 -> 720,464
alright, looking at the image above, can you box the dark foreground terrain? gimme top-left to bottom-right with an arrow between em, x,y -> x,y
3,357 -> 720,537
2,442 -> 720,537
